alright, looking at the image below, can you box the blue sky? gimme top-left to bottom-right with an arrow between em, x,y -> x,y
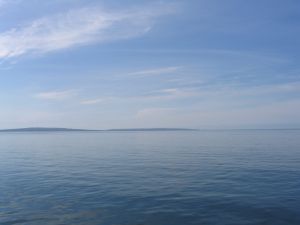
0,0 -> 299,129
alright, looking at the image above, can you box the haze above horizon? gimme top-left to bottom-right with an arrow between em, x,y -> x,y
1,0 -> 299,129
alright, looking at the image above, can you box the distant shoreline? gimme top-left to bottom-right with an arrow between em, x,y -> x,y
0,127 -> 198,132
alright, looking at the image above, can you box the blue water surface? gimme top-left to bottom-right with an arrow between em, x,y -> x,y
0,130 -> 300,225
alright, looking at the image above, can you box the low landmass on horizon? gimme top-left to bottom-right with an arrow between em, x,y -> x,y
0,127 -> 198,132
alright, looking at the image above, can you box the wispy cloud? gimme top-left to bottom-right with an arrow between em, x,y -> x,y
129,66 -> 181,77
80,98 -> 104,105
35,90 -> 77,100
146,88 -> 198,100
103,80 -> 300,106
0,109 -> 64,128
0,3 -> 177,59
135,99 -> 300,129
136,107 -> 177,118
0,0 -> 8,7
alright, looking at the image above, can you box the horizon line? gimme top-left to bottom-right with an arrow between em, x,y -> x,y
0,127 -> 300,132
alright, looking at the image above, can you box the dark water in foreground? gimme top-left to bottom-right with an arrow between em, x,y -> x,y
0,130 -> 300,225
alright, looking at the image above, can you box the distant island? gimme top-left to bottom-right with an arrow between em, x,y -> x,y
0,127 -> 198,132
106,128 -> 197,132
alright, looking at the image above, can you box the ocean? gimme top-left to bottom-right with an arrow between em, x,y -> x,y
0,130 -> 299,225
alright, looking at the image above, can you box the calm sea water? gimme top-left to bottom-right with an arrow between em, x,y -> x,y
0,130 -> 300,225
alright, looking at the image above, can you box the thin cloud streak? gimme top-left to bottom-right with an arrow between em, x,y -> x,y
129,66 -> 181,77
76,81 -> 300,106
80,98 -> 104,105
35,90 -> 77,100
134,99 -> 300,129
0,3 -> 177,59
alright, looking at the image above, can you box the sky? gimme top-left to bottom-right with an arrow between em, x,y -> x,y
0,0 -> 300,129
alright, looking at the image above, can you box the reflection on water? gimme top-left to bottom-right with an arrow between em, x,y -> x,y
0,130 -> 300,225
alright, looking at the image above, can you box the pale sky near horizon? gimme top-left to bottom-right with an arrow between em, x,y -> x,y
0,0 -> 300,129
